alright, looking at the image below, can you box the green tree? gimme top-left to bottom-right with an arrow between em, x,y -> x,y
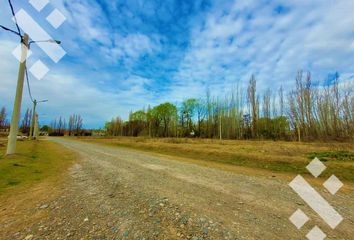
181,98 -> 198,136
40,125 -> 50,132
130,110 -> 147,122
154,103 -> 177,137
129,110 -> 147,136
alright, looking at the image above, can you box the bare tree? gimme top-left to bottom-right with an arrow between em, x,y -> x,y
20,108 -> 32,135
68,115 -> 73,136
279,86 -> 284,116
102,71 -> 352,141
196,99 -> 206,136
75,114 -> 83,135
262,88 -> 271,119
247,75 -> 258,137
0,107 -> 7,129
57,116 -> 66,135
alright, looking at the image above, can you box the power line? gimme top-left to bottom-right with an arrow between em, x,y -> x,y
0,24 -> 20,36
7,0 -> 21,36
25,66 -> 34,103
2,0 -> 34,104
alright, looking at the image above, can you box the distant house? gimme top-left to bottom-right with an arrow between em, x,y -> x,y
92,130 -> 105,137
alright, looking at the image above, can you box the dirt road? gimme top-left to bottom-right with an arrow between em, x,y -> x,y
1,138 -> 353,239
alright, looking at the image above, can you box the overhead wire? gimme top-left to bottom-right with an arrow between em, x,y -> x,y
7,0 -> 22,37
2,0 -> 35,103
25,66 -> 35,103
0,24 -> 20,36
2,0 -> 43,105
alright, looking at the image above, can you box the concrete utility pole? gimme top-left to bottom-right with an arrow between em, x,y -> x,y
6,34 -> 29,155
29,99 -> 47,140
34,114 -> 39,140
29,99 -> 37,140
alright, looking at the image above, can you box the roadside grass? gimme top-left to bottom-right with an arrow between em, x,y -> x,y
308,151 -> 354,162
78,137 -> 354,181
0,139 -> 75,195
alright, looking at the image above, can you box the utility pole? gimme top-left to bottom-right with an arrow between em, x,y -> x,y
6,34 -> 29,155
29,99 -> 47,140
34,114 -> 39,139
2,10 -> 60,153
29,99 -> 37,140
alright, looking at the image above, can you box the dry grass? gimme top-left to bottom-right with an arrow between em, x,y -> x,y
0,138 -> 76,195
0,138 -> 76,238
77,136 -> 354,181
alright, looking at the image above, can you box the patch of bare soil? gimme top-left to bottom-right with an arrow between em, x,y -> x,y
0,180 -> 63,239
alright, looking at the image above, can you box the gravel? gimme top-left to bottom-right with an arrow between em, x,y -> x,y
1,138 -> 353,239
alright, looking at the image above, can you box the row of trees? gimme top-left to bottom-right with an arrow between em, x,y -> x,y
0,106 -> 85,137
49,114 -> 84,136
0,106 -> 9,131
20,108 -> 32,134
106,71 -> 353,141
0,106 -> 33,134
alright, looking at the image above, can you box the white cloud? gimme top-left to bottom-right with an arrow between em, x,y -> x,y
1,0 -> 353,127
167,0 -> 354,99
60,0 -> 161,65
0,41 -> 19,106
104,33 -> 161,64
0,39 -> 155,127
0,0 -> 161,127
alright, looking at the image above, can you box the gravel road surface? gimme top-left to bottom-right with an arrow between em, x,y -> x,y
1,138 -> 353,239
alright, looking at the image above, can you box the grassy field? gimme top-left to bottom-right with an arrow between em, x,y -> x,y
78,137 -> 354,181
0,138 -> 75,195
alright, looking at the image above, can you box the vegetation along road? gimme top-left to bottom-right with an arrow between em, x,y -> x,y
1,138 -> 353,239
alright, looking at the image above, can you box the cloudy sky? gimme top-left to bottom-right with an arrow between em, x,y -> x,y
0,0 -> 354,128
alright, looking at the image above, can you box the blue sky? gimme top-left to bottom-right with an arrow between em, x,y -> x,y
1,0 -> 354,128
